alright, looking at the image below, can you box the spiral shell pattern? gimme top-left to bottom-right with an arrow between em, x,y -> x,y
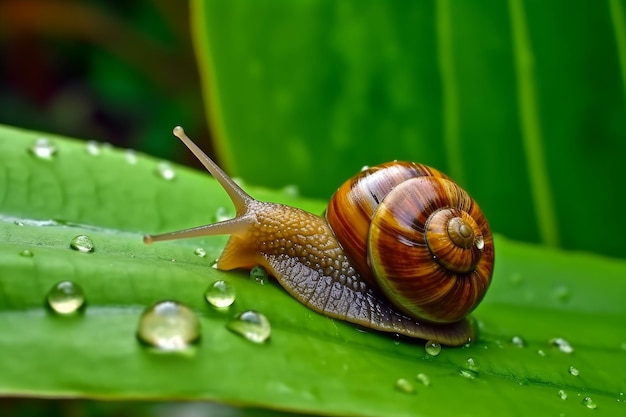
326,162 -> 494,324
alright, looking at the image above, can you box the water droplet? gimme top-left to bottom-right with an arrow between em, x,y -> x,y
550,337 -> 574,354
459,369 -> 478,379
156,162 -> 176,180
226,310 -> 271,343
425,340 -> 441,356
465,357 -> 479,372
125,149 -> 138,165
474,236 -> 484,250
205,280 -> 236,308
85,141 -> 102,156
193,247 -> 207,258
558,389 -> 568,400
416,373 -> 431,386
394,378 -> 415,394
47,281 -> 86,314
360,165 -> 370,172
568,366 -> 580,376
70,235 -> 94,253
581,396 -> 597,409
215,206 -> 231,222
250,265 -> 268,285
19,249 -> 34,257
136,300 -> 200,351
511,336 -> 525,347
29,137 -> 57,159
537,349 -> 547,357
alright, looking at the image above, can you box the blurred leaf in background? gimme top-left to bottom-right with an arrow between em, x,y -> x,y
193,0 -> 626,258
0,0 -> 209,161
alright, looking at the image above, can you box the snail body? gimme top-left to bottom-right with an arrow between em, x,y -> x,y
144,127 -> 494,346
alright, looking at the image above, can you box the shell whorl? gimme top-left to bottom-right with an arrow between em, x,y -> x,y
326,162 -> 494,324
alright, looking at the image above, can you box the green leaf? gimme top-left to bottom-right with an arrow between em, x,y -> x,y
1,124 -> 625,416
191,0 -> 626,258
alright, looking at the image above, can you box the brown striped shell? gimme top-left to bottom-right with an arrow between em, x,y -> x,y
326,161 -> 494,324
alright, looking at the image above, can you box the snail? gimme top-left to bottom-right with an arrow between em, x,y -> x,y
144,127 -> 494,346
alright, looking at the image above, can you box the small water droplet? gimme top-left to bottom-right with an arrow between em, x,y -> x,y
581,396 -> 597,409
394,378 -> 415,394
85,141 -> 102,156
136,300 -> 200,351
215,206 -> 231,222
205,280 -> 236,308
558,389 -> 568,400
474,236 -> 484,250
360,165 -> 370,172
465,357 -> 479,372
568,366 -> 580,376
156,162 -> 176,180
537,349 -> 547,357
416,373 -> 431,386
193,247 -> 207,258
226,310 -> 271,343
459,369 -> 478,379
425,340 -> 441,357
47,281 -> 86,314
70,235 -> 94,253
29,137 -> 57,159
511,336 -> 525,347
19,249 -> 34,257
250,265 -> 268,285
550,337 -> 574,354
125,149 -> 138,165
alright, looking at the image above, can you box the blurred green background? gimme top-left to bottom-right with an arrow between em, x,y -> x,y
0,0 -> 211,161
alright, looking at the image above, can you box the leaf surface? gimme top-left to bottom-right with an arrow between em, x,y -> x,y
1,125 -> 625,416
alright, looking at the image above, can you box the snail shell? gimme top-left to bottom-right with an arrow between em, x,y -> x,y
144,127 -> 495,346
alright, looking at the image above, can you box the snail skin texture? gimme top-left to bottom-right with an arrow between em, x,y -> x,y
144,127 -> 495,346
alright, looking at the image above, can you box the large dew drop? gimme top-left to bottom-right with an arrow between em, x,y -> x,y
425,340 -> 442,357
29,138 -> 57,159
205,280 -> 236,308
226,310 -> 271,343
250,266 -> 268,285
47,281 -> 86,314
70,235 -> 95,253
136,300 -> 201,351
